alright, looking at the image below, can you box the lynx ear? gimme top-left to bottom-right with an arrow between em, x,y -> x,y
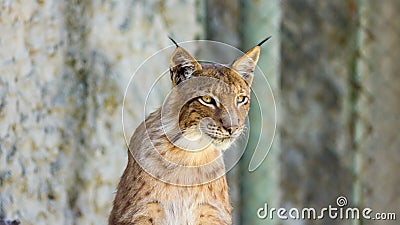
231,46 -> 260,86
170,47 -> 202,86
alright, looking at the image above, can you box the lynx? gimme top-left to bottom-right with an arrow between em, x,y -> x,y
109,37 -> 269,225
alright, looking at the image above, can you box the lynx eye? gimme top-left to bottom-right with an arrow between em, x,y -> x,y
198,96 -> 216,106
237,95 -> 248,105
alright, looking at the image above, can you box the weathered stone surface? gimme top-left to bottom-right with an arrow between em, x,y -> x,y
0,0 -> 203,224
280,1 -> 358,224
0,1 -> 76,224
356,1 -> 400,224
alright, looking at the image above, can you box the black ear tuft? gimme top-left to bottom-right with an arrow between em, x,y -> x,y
257,36 -> 271,47
168,36 -> 179,48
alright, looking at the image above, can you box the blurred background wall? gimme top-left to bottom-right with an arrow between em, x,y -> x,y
0,0 -> 399,225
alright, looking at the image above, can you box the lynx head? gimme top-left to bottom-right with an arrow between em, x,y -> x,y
162,39 -> 267,152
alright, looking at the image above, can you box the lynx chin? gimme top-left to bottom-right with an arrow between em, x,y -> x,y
109,37 -> 269,225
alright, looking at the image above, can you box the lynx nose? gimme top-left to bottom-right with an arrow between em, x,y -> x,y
225,126 -> 239,135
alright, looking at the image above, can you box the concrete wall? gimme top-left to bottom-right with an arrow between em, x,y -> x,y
356,1 -> 400,224
0,1 -> 203,224
279,1 -> 357,224
279,1 -> 399,225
